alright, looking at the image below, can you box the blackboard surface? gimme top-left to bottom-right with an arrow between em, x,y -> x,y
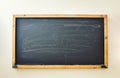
15,17 -> 104,65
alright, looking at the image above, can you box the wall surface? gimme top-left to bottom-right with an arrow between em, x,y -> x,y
0,0 -> 120,78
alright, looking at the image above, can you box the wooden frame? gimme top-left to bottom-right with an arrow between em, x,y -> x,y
12,14 -> 108,69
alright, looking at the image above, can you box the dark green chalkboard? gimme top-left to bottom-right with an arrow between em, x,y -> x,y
13,15 -> 108,69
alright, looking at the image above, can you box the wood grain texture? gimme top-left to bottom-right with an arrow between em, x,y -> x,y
13,14 -> 105,18
104,15 -> 108,67
12,15 -> 16,66
17,65 -> 101,69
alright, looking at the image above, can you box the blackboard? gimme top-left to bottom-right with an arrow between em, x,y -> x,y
12,15 -> 108,69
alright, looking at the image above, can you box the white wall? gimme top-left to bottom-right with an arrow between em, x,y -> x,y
0,0 -> 120,78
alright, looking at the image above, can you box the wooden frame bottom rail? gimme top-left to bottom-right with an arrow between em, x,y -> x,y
13,65 -> 104,69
